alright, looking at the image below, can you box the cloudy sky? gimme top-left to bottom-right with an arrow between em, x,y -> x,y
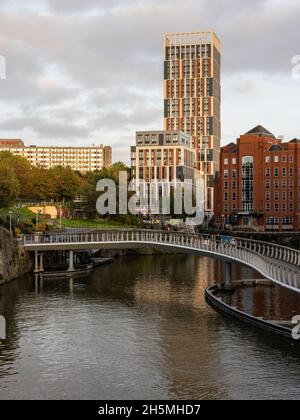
0,0 -> 300,163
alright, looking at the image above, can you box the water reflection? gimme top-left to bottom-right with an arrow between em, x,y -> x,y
0,255 -> 300,400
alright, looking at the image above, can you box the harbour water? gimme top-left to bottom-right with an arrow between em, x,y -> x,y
0,255 -> 300,400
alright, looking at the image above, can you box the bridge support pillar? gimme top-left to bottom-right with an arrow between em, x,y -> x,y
39,252 -> 44,272
68,250 -> 75,272
34,251 -> 39,273
224,261 -> 232,287
34,251 -> 44,273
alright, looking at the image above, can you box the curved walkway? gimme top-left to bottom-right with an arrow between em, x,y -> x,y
22,230 -> 300,293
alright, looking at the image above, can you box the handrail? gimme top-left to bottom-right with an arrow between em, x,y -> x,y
22,229 -> 300,293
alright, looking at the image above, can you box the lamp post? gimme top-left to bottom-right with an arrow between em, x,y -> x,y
9,211 -> 13,235
59,204 -> 62,230
36,209 -> 41,231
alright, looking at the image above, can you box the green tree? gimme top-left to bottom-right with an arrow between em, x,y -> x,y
0,151 -> 33,200
0,163 -> 20,208
49,166 -> 85,202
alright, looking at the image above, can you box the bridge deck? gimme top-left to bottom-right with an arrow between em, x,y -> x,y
21,230 -> 300,294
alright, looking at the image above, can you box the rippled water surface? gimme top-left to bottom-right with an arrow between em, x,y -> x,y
0,255 -> 300,400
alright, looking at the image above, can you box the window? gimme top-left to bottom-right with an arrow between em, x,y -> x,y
282,167 -> 286,177
242,156 -> 254,212
274,156 -> 279,163
274,167 -> 279,177
232,169 -> 237,179
232,158 -> 237,165
283,216 -> 293,225
265,168 -> 270,177
265,156 -> 270,163
224,158 -> 228,165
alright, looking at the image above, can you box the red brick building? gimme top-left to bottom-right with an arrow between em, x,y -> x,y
214,126 -> 300,231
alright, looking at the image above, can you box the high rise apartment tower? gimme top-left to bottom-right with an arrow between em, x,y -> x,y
163,31 -> 221,213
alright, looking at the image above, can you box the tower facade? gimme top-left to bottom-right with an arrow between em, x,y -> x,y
163,31 -> 221,214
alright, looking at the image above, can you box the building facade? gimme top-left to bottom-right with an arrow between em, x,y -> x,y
131,130 -> 204,215
214,126 -> 300,232
0,140 -> 112,173
163,31 -> 221,214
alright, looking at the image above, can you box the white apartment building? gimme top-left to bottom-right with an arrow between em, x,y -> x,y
0,139 -> 112,173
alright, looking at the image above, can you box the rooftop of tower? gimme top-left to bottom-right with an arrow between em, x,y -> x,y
164,31 -> 221,50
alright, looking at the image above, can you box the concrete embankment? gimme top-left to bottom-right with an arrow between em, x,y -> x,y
0,227 -> 32,285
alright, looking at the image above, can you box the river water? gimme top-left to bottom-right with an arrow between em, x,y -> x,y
0,255 -> 300,400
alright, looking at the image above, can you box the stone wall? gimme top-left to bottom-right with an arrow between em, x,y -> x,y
0,227 -> 32,285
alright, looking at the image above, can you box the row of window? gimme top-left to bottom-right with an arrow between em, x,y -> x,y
266,217 -> 294,225
224,155 -> 296,165
265,167 -> 294,177
224,177 -> 296,188
266,179 -> 295,188
266,155 -> 294,163
266,202 -> 294,212
223,202 -> 296,215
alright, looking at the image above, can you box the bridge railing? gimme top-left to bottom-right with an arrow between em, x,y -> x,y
23,230 -> 300,266
22,229 -> 300,291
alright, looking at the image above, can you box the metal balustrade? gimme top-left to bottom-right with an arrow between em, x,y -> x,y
22,230 -> 300,294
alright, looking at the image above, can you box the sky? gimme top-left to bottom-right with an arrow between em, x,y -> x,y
0,0 -> 300,164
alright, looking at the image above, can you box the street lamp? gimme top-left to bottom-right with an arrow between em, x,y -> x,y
8,211 -> 13,235
59,204 -> 62,230
36,209 -> 42,231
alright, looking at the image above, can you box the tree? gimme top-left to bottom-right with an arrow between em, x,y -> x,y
31,167 -> 56,201
0,151 -> 33,200
0,163 -> 20,208
49,166 -> 85,202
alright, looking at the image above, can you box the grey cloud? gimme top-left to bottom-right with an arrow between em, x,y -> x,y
45,0 -> 122,14
0,0 -> 299,160
0,115 -> 93,140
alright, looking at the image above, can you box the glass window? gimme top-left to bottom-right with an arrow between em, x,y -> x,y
242,156 -> 254,212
